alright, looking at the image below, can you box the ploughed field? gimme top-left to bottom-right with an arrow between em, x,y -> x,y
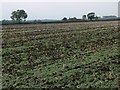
2,21 -> 120,88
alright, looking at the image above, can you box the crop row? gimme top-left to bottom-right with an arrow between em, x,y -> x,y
2,26 -> 118,48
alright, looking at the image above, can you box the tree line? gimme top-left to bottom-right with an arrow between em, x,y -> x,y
1,9 -> 118,25
63,12 -> 99,21
10,10 -> 98,22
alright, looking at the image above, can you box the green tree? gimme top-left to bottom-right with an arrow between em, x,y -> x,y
94,16 -> 99,20
62,17 -> 67,21
82,15 -> 87,20
10,10 -> 28,23
87,12 -> 95,20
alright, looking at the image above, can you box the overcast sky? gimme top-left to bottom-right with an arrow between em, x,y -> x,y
1,2 -> 118,20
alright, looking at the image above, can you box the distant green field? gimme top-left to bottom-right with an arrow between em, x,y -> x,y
2,21 -> 120,88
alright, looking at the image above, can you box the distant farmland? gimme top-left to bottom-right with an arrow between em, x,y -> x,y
2,21 -> 120,88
